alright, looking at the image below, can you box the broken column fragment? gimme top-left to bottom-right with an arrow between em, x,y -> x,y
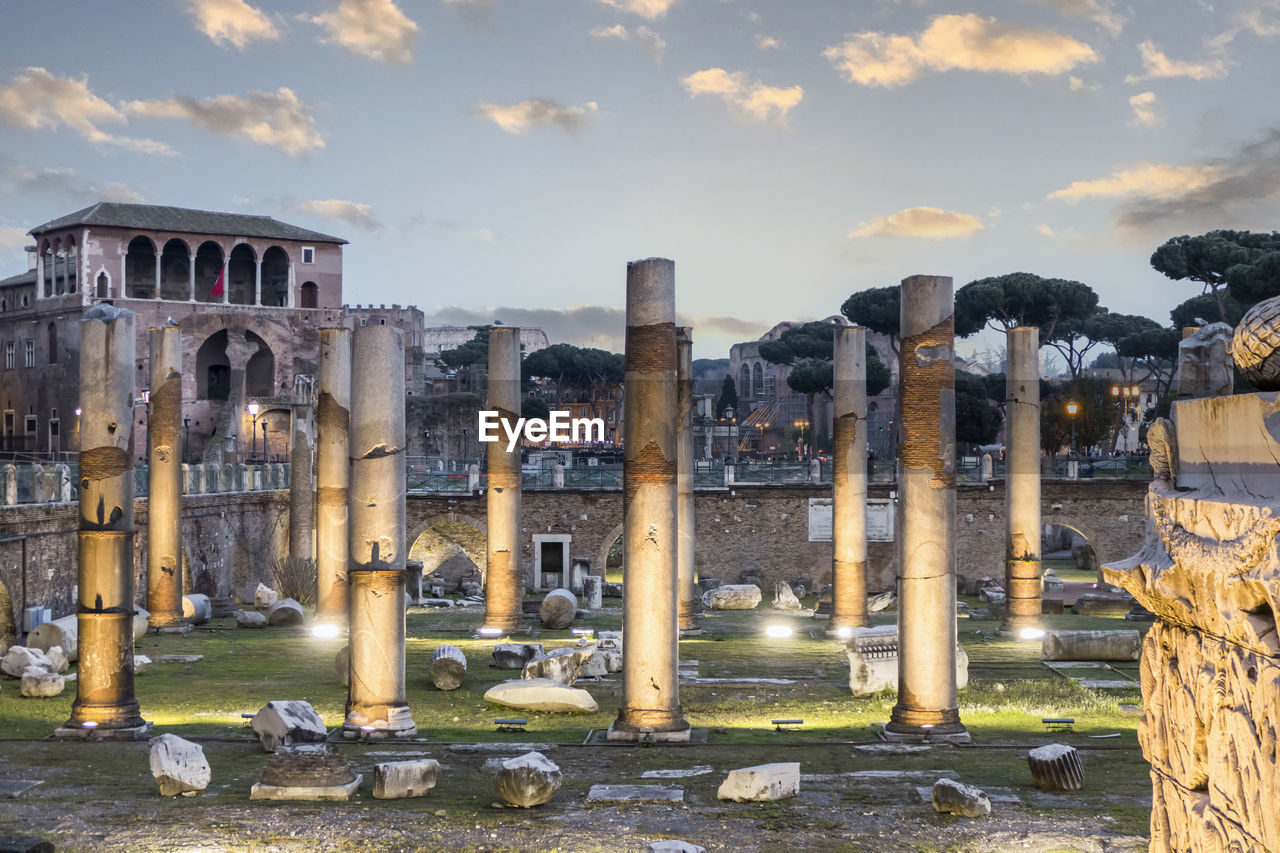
59,304 -> 150,739
146,326 -> 186,631
831,325 -> 869,632
483,325 -> 524,633
1001,327 -> 1043,635
343,325 -> 415,739
608,258 -> 689,743
315,328 -> 351,625
887,275 -> 967,743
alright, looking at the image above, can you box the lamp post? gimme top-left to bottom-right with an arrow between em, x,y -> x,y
183,415 -> 190,463
246,402 -> 260,463
793,418 -> 810,460
1110,384 -> 1141,452
261,420 -> 267,462
1065,400 -> 1079,478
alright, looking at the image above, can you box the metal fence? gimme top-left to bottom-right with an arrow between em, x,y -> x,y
0,453 -> 1152,505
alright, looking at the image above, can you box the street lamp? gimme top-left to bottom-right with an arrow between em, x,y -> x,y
183,415 -> 191,463
246,401 -> 260,462
793,418 -> 810,460
261,420 -> 268,462
1065,400 -> 1079,457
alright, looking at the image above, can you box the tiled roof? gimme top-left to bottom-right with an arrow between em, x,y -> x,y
0,270 -> 37,288
29,202 -> 347,244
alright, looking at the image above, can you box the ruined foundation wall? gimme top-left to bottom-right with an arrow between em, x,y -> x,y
1104,393 -> 1280,853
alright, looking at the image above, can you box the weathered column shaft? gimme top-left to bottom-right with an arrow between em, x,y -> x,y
676,326 -> 698,632
289,399 -> 315,562
832,325 -> 869,631
1002,327 -> 1043,633
611,258 -> 689,741
315,328 -> 351,623
65,304 -> 148,735
146,326 -> 185,628
344,325 -> 415,737
889,275 -> 966,740
483,326 -> 524,632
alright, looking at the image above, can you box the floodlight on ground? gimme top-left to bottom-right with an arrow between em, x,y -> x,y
571,628 -> 595,637
82,721 -> 98,729
495,718 -> 527,732
477,627 -> 506,638
835,626 -> 854,640
772,719 -> 803,732
311,623 -> 341,639
1019,628 -> 1046,641
765,625 -> 794,639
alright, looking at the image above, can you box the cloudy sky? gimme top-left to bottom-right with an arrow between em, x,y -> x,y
2,0 -> 1278,359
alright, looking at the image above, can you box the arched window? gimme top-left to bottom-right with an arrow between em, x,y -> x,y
228,243 -> 256,305
46,323 -> 57,364
245,331 -> 274,396
194,241 -> 225,303
299,281 -> 318,308
752,363 -> 764,398
65,236 -> 77,293
262,246 -> 290,306
160,238 -> 190,300
96,271 -> 110,299
125,235 -> 157,299
739,363 -> 751,398
196,331 -> 231,400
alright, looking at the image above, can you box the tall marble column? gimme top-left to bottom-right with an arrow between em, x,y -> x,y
344,325 -> 415,738
831,325 -> 869,633
887,275 -> 968,742
146,326 -> 186,631
609,258 -> 690,742
1001,327 -> 1043,635
676,326 -> 699,634
482,326 -> 524,634
59,304 -> 150,738
314,329 -> 351,625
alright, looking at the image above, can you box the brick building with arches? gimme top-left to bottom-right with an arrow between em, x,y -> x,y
0,202 -> 347,460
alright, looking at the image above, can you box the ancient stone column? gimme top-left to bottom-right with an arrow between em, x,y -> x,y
831,325 -> 869,632
609,258 -> 689,742
676,326 -> 698,633
60,304 -> 150,738
315,329 -> 351,625
1001,327 -> 1044,635
344,325 -> 415,738
887,275 -> 967,742
482,325 -> 524,633
146,326 -> 186,632
289,390 -> 315,563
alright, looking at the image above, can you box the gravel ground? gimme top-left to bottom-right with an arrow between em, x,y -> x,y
0,738 -> 1149,853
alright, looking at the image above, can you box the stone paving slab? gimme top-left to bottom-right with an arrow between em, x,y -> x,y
641,766 -> 713,779
250,775 -> 362,801
0,780 -> 42,798
587,785 -> 685,803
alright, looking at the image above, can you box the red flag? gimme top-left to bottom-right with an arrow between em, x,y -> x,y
211,260 -> 227,298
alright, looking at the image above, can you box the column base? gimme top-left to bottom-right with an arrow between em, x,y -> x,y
54,721 -> 153,740
342,706 -> 417,740
886,707 -> 969,744
997,617 -> 1046,638
479,614 -> 523,635
607,722 -> 692,743
881,724 -> 970,744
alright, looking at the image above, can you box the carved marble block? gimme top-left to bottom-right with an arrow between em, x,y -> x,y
1104,393 -> 1280,853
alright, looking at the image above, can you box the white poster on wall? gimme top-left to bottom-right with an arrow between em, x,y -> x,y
808,497 -> 895,542
808,498 -> 832,542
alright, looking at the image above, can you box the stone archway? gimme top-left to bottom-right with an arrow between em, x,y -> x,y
1043,522 -> 1101,587
409,520 -> 488,592
595,522 -> 624,583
